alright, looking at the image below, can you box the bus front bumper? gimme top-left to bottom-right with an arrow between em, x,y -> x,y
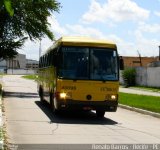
56,99 -> 118,112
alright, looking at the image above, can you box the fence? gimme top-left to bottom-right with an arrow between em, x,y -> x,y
136,67 -> 160,87
120,67 -> 160,87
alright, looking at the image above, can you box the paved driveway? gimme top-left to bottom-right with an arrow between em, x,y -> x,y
2,75 -> 160,149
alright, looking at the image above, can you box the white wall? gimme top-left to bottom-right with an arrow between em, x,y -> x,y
146,67 -> 160,87
0,60 -> 7,67
119,70 -> 124,85
136,67 -> 147,86
15,54 -> 26,69
120,67 -> 160,87
7,69 -> 37,75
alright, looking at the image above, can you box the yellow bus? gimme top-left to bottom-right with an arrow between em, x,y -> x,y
38,36 -> 121,117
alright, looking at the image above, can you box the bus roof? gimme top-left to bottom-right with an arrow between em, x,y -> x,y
46,36 -> 117,53
59,36 -> 116,48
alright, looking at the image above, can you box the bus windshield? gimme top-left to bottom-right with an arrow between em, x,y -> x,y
58,46 -> 118,81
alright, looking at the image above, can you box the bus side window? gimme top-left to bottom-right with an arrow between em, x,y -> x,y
47,53 -> 50,66
45,55 -> 47,67
48,53 -> 50,67
39,58 -> 41,68
41,56 -> 44,68
53,51 -> 58,66
46,54 -> 49,67
39,57 -> 42,68
43,55 -> 45,67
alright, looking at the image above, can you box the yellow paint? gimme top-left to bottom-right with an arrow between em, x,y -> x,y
57,79 -> 119,101
46,36 -> 117,53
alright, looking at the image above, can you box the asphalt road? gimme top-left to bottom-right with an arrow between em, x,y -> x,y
2,75 -> 160,149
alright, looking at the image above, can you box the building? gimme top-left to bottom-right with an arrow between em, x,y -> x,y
6,54 -> 26,69
0,53 -> 39,73
26,59 -> 39,69
147,61 -> 160,67
122,56 -> 159,68
0,60 -> 7,73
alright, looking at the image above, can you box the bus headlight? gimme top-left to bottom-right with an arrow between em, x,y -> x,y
59,92 -> 72,99
105,94 -> 117,100
60,93 -> 67,99
111,95 -> 116,100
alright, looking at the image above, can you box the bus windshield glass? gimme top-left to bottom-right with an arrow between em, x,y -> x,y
58,46 -> 118,81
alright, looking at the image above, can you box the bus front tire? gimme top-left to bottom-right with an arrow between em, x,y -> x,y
52,102 -> 60,115
50,93 -> 59,114
39,87 -> 44,102
96,110 -> 105,118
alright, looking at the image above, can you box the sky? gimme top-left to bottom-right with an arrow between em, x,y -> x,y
19,0 -> 160,60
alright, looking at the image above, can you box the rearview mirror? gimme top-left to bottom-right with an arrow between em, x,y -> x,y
119,56 -> 124,70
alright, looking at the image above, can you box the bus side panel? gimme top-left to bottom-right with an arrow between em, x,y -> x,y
38,67 -> 56,103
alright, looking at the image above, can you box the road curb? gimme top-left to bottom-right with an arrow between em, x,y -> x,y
118,104 -> 160,119
0,84 -> 4,149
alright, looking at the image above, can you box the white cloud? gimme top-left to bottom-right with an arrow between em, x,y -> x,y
65,24 -> 105,39
48,16 -> 68,38
21,14 -> 159,60
57,24 -> 138,56
134,30 -> 159,57
21,34 -> 54,60
23,21 -> 159,60
82,0 -> 150,24
21,16 -> 68,60
82,0 -> 106,23
20,40 -> 40,60
154,11 -> 160,17
138,23 -> 160,33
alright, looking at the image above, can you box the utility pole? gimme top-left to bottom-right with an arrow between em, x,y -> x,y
159,46 -> 160,61
39,39 -> 42,59
12,58 -> 13,74
137,50 -> 142,67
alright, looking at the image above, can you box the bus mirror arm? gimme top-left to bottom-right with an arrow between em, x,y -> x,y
119,56 -> 124,70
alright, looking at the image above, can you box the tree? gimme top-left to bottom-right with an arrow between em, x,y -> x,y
3,0 -> 14,16
122,68 -> 136,87
0,0 -> 60,60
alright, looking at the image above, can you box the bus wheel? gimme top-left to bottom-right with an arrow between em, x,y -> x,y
96,110 -> 105,118
49,92 -> 53,107
51,95 -> 59,115
39,87 -> 44,102
53,103 -> 59,115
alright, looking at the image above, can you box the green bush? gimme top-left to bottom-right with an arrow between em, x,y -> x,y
122,68 -> 136,87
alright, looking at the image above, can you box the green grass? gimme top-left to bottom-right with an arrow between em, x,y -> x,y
0,73 -> 6,78
119,92 -> 160,113
22,75 -> 38,80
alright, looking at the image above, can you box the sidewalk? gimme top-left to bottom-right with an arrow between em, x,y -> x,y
119,87 -> 160,97
0,76 -> 3,149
